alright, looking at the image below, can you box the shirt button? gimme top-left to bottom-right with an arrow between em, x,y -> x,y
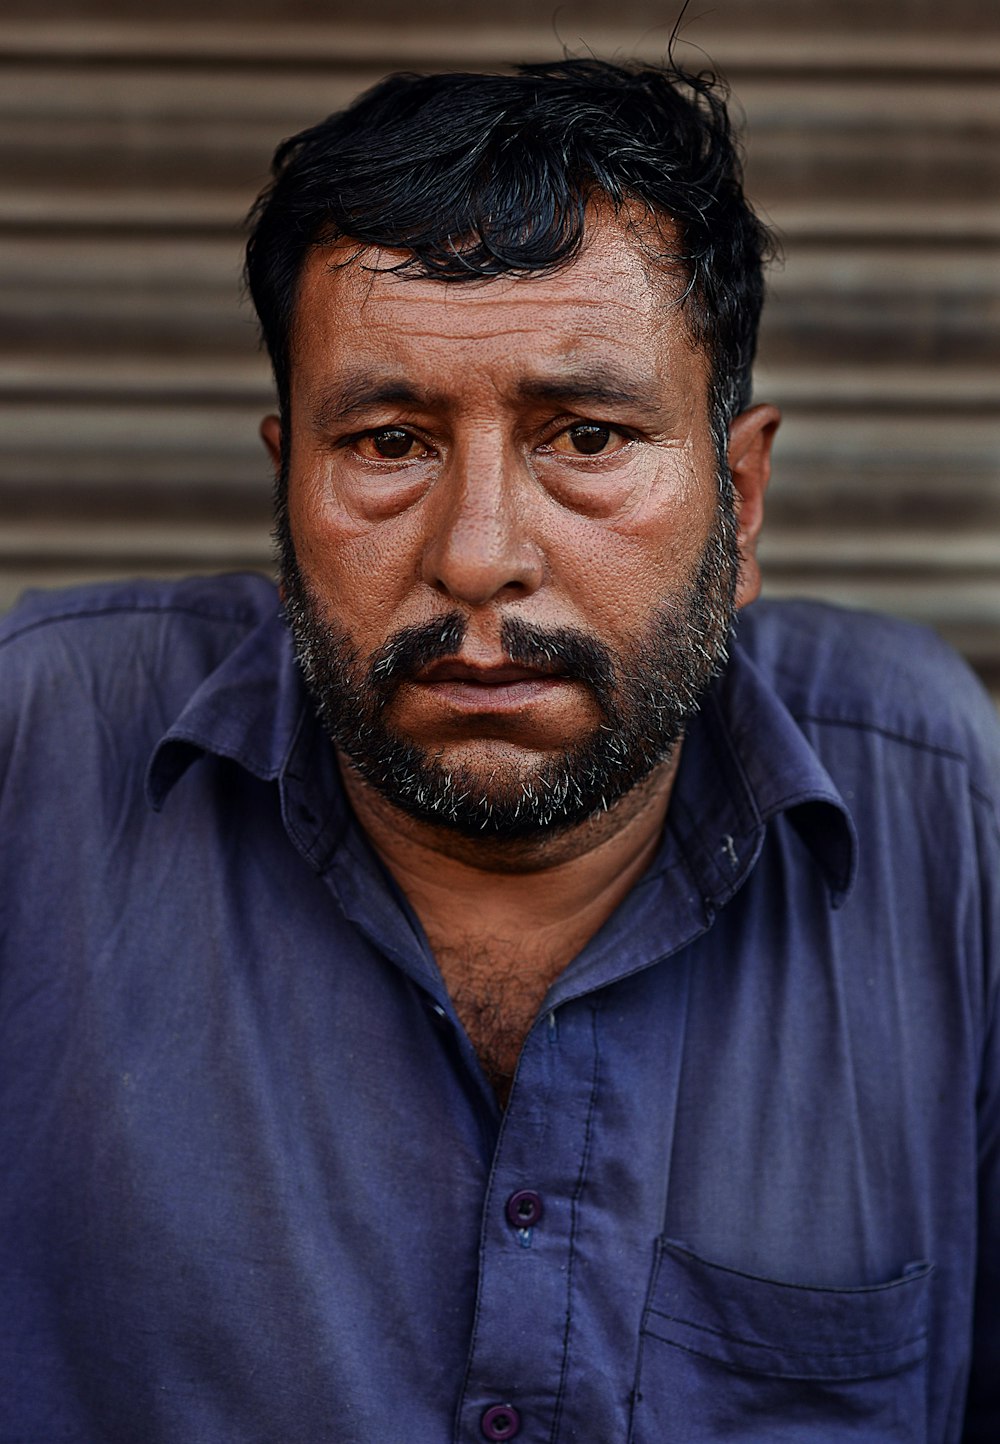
505,1189 -> 543,1229
481,1403 -> 521,1439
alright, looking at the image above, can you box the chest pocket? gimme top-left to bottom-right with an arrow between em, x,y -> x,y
628,1241 -> 932,1444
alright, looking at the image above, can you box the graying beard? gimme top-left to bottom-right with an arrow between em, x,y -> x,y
275,459 -> 737,837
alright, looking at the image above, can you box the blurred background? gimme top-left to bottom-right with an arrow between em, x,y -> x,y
1,1 -> 998,690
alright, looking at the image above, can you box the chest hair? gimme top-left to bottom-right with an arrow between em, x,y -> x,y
434,939 -> 564,1107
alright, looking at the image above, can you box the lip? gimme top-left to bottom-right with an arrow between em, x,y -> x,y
416,658 -> 565,686
409,656 -> 571,714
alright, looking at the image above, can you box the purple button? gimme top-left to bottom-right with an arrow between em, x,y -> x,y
481,1403 -> 521,1440
505,1189 -> 543,1229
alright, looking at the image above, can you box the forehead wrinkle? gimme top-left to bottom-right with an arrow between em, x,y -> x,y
294,220 -> 703,424
343,255 -> 662,327
357,310 -> 654,346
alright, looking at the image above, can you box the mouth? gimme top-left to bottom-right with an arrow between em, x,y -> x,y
409,656 -> 572,713
417,658 -> 565,686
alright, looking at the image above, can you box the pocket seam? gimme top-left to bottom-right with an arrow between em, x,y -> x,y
659,1241 -> 932,1297
645,1307 -> 928,1362
641,1328 -> 929,1383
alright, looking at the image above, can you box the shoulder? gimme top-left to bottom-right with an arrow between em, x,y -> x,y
0,572 -> 277,652
0,572 -> 280,755
735,598 -> 1000,805
0,572 -> 277,676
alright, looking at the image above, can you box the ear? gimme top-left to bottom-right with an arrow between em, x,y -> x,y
727,403 -> 780,611
260,414 -> 282,473
259,414 -> 287,602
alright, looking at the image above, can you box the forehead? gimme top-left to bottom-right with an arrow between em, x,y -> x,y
288,212 -> 707,397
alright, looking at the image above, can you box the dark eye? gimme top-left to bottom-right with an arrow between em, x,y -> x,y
550,423 -> 618,456
357,428 -> 422,461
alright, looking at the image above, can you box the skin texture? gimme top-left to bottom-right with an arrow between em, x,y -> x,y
261,211 -> 779,1100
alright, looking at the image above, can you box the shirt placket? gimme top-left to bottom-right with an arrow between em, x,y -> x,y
453,997 -> 604,1444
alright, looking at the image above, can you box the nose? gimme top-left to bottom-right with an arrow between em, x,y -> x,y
420,440 -> 545,607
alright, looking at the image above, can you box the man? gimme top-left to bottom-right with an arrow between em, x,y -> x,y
0,58 -> 997,1443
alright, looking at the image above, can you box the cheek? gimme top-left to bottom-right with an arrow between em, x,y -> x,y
289,471 -> 425,633
552,485 -> 719,636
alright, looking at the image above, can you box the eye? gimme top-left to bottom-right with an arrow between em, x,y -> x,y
354,427 -> 427,461
547,423 -> 625,457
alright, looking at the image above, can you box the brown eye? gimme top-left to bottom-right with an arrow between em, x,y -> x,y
358,428 -> 421,460
551,423 -> 616,456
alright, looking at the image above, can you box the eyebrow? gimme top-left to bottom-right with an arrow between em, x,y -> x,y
308,366 -> 665,430
310,374 -> 435,429
514,369 -> 663,412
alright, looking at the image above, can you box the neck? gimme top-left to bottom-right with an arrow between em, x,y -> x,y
340,751 -> 681,1105
339,748 -> 680,959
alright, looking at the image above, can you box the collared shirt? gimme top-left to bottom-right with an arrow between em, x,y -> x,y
1,572 -> 998,1444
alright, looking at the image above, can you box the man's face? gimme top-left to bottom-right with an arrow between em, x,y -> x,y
269,213 -> 768,839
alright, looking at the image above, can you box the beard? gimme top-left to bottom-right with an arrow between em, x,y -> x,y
276,479 -> 738,841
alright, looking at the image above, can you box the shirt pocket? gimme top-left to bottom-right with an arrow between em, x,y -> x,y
629,1240 -> 932,1444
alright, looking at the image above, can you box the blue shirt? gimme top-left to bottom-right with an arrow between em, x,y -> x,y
1,573 -> 998,1444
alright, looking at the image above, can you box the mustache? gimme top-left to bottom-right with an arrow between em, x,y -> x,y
367,611 -> 615,697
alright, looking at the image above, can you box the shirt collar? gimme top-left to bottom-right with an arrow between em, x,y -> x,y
146,607 -> 307,805
146,606 -> 857,912
540,635 -> 857,1008
667,640 -> 857,910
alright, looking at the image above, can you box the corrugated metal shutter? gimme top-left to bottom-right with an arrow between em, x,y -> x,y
2,3 -> 998,692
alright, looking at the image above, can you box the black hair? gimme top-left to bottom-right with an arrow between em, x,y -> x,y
245,57 -> 774,443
